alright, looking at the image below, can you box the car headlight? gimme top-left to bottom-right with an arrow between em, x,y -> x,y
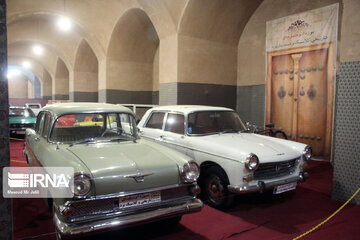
72,173 -> 92,197
181,161 -> 200,183
245,153 -> 259,171
303,146 -> 312,160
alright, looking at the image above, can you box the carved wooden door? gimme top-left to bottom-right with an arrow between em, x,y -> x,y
270,49 -> 329,157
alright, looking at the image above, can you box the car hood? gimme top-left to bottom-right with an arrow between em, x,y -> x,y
9,116 -> 36,124
190,133 -> 301,163
66,140 -> 181,195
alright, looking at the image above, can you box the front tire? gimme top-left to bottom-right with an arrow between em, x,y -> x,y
201,166 -> 234,209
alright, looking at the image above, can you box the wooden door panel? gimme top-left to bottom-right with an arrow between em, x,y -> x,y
297,49 -> 328,156
270,54 -> 294,137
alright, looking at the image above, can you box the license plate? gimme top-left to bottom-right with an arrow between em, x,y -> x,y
118,191 -> 161,209
16,131 -> 26,135
273,182 -> 297,194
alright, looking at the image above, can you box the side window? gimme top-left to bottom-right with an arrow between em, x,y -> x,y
42,114 -> 52,138
145,112 -> 165,129
35,113 -> 45,134
164,113 -> 185,135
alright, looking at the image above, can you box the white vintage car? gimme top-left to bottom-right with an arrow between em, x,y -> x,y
138,105 -> 311,208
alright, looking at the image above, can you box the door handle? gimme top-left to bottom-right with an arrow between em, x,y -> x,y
34,137 -> 40,142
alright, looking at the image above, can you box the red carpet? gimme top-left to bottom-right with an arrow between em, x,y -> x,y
10,140 -> 360,240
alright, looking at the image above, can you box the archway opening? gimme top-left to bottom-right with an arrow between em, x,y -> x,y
73,39 -> 98,102
105,8 -> 159,104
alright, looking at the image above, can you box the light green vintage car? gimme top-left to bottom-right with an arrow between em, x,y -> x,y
24,103 -> 203,239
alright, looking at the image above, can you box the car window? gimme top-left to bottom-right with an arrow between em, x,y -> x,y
9,108 -> 35,117
28,104 -> 40,108
50,112 -> 137,143
187,111 -> 246,135
42,114 -> 51,138
145,112 -> 165,129
35,113 -> 45,134
164,113 -> 185,135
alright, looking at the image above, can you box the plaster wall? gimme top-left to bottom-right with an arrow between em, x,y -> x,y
54,59 -> 69,98
8,75 -> 28,98
42,69 -> 51,99
339,0 -> 360,62
178,35 -> 237,86
27,79 -> 33,98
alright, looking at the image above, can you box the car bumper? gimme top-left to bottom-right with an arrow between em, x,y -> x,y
227,172 -> 308,194
10,128 -> 27,134
54,198 -> 203,238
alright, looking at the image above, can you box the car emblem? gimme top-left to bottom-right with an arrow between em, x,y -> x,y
124,172 -> 153,182
275,165 -> 281,172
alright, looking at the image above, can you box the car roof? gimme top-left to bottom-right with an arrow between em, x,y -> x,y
41,102 -> 134,117
149,105 -> 234,114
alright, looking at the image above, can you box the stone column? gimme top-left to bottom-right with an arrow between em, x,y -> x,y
0,0 -> 13,238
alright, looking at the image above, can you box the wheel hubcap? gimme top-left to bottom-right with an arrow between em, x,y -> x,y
207,175 -> 224,204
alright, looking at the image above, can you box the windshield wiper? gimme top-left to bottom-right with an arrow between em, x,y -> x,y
105,133 -> 137,143
220,129 -> 240,134
240,129 -> 251,133
69,138 -> 96,147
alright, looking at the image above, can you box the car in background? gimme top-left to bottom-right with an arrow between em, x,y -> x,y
138,105 -> 311,209
24,103 -> 203,239
9,106 -> 36,136
119,104 -> 157,123
25,103 -> 42,116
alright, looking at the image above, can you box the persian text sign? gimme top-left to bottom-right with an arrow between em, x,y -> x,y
3,167 -> 74,198
266,4 -> 338,52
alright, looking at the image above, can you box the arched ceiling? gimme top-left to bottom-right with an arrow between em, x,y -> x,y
7,15 -> 81,70
8,41 -> 62,78
8,56 -> 45,84
107,8 -> 159,63
7,0 -> 180,60
178,0 -> 263,45
74,39 -> 98,72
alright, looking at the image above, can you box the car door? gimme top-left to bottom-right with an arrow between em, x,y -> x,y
139,111 -> 166,141
36,112 -> 52,166
26,112 -> 45,166
160,113 -> 189,155
30,112 -> 53,167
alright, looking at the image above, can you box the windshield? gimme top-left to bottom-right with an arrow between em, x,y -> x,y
50,112 -> 138,144
187,111 -> 246,135
28,104 -> 40,108
10,108 -> 35,118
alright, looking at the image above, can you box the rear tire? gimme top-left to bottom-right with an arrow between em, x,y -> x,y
201,166 -> 234,209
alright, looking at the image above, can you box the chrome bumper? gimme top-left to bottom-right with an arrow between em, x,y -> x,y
54,198 -> 203,237
228,172 -> 308,194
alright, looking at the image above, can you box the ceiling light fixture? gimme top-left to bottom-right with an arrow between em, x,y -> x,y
7,69 -> 21,79
33,45 -> 44,55
22,61 -> 31,69
57,17 -> 72,32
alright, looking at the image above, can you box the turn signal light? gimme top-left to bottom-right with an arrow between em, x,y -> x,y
63,208 -> 73,217
243,176 -> 254,182
190,185 -> 201,196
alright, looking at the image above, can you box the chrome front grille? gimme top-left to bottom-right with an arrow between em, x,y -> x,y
65,185 -> 191,222
254,159 -> 297,180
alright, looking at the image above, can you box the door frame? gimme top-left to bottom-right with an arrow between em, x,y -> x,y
266,43 -> 335,160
